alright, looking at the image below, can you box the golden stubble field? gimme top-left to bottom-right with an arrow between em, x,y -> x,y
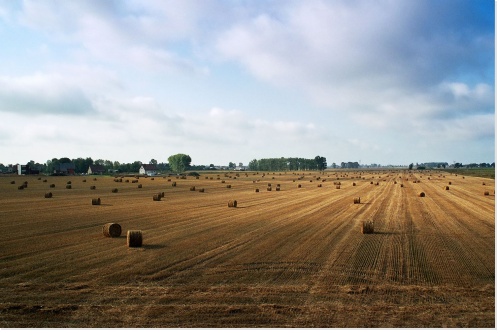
0,170 -> 495,328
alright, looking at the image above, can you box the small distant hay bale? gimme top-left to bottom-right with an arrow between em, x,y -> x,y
132,180 -> 138,183
18,185 -> 24,190
50,184 -> 55,188
353,197 -> 361,204
228,200 -> 237,208
267,186 -> 272,191
226,185 -> 231,189
336,185 -> 341,189
267,183 -> 272,187
150,178 -> 154,181
317,184 -> 322,187
138,184 -> 143,188
419,192 -> 425,197
10,180 -> 15,184
199,188 -> 205,193
127,230 -> 142,247
370,181 -> 373,184
111,188 -> 118,193
484,191 -> 490,196
221,180 -> 226,183
153,194 -> 162,201
255,188 -> 259,192
43,179 -> 47,183
125,179 -> 129,183
394,181 -> 397,184
448,181 -> 452,185
90,185 -> 96,190
82,179 -> 87,183
482,182 -> 486,186
103,223 -> 122,238
67,181 -> 72,185
66,184 -> 72,189
362,220 -> 374,234
190,186 -> 196,191
276,186 -> 281,191
445,186 -> 450,190
298,184 -> 302,188
353,182 -> 356,186
172,182 -> 177,187
92,198 -> 101,205
400,184 -> 404,188
44,192 -> 53,198
93,178 -> 97,181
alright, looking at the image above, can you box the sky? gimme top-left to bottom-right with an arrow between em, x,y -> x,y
0,0 -> 495,167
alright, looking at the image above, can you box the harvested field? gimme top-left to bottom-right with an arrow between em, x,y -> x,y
0,170 -> 494,328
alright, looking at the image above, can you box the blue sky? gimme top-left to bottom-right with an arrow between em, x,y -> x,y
0,0 -> 495,167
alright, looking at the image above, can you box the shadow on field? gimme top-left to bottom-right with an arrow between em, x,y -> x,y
143,244 -> 166,250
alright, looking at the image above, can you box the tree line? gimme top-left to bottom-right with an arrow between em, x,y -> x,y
247,156 -> 327,171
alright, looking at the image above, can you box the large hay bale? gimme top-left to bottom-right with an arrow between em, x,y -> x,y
276,186 -> 281,191
44,192 -> 53,198
353,182 -> 356,186
419,192 -> 425,197
127,230 -> 143,247
92,198 -> 101,205
445,186 -> 450,190
362,220 -> 375,234
103,223 -> 122,238
228,200 -> 237,208
484,191 -> 490,196
255,188 -> 259,192
353,197 -> 361,204
226,185 -> 231,189
298,184 -> 302,188
153,194 -> 162,201
267,186 -> 272,191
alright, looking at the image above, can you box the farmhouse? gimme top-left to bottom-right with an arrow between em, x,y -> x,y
139,164 -> 158,176
88,164 -> 106,175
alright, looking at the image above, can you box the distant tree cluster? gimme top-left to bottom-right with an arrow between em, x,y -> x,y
248,156 -> 327,171
340,162 -> 360,169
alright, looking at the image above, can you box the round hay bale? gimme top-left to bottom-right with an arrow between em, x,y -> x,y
103,223 -> 122,238
445,186 -> 450,190
298,184 -> 302,188
267,186 -> 272,191
353,197 -> 361,204
93,178 -> 97,181
111,188 -> 118,193
255,188 -> 259,192
484,191 -> 490,196
362,220 -> 375,234
67,181 -> 72,185
190,186 -> 196,191
336,185 -> 341,189
153,194 -> 162,201
353,182 -> 356,186
10,180 -> 15,184
419,192 -> 425,197
448,181 -> 452,185
483,182 -> 486,185
400,184 -> 404,188
90,185 -> 96,190
50,184 -> 55,188
43,179 -> 47,183
44,192 -> 53,198
92,198 -> 101,205
66,184 -> 72,189
83,179 -> 87,183
127,230 -> 143,247
226,185 -> 231,189
317,184 -> 322,187
138,184 -> 143,188
172,182 -> 177,187
228,200 -> 237,208
199,188 -> 205,193
276,186 -> 280,191
18,185 -> 24,190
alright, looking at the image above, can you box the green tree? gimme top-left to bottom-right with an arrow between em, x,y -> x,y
229,162 -> 236,169
409,163 -> 414,170
168,154 -> 192,173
